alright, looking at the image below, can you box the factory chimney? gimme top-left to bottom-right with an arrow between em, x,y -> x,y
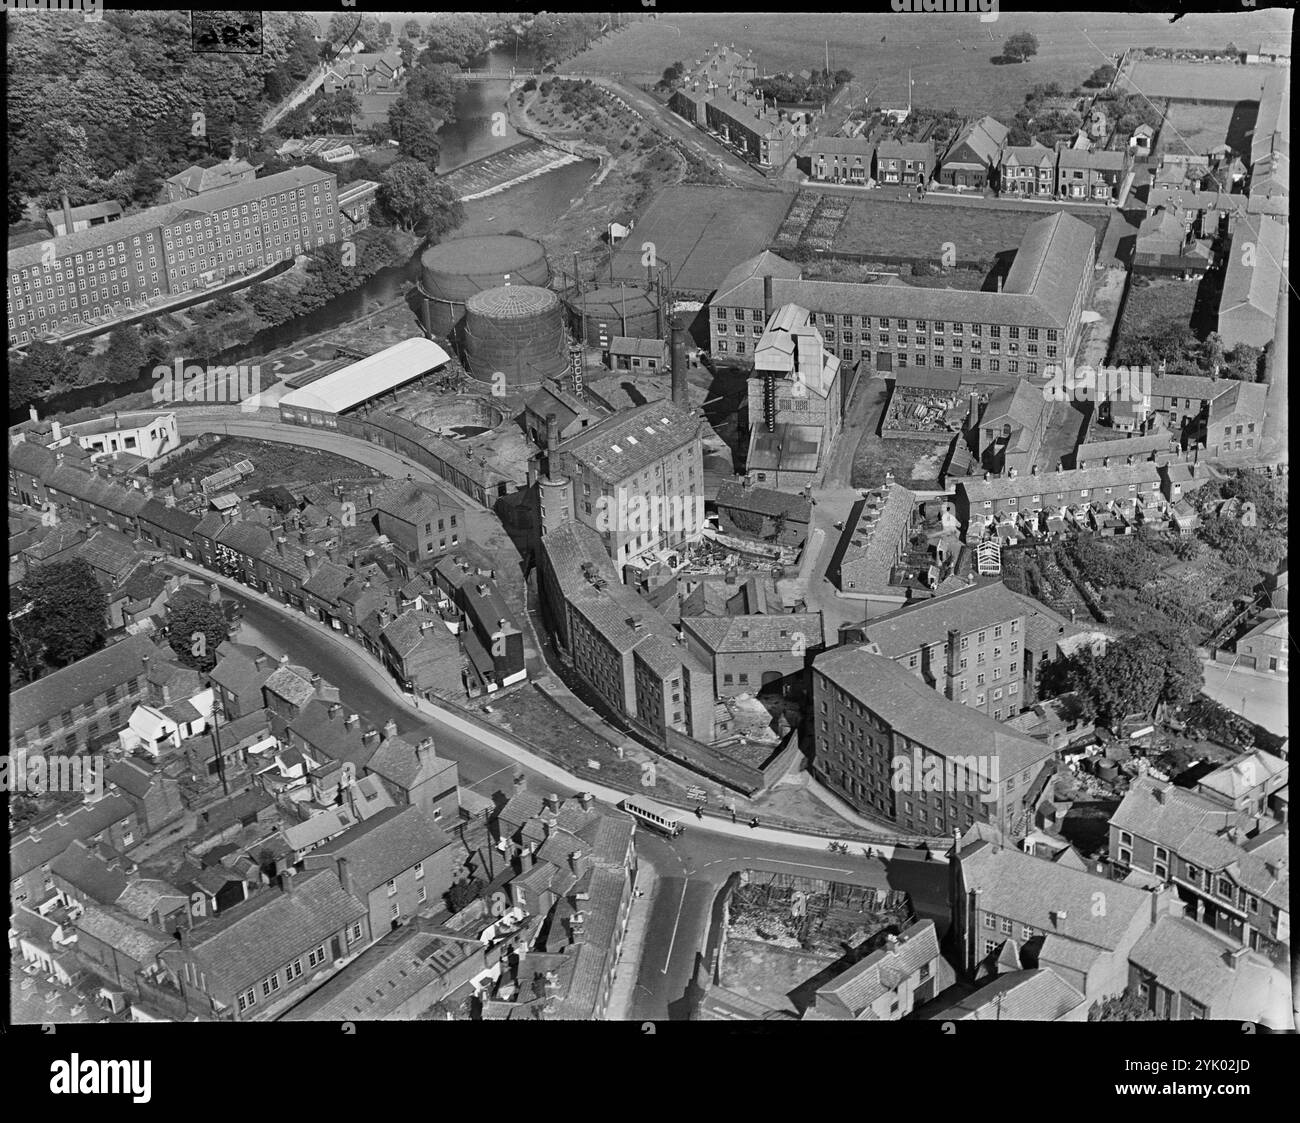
670,314 -> 691,408
61,191 -> 74,237
763,274 -> 775,323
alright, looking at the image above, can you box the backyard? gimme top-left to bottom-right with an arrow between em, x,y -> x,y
852,432 -> 953,490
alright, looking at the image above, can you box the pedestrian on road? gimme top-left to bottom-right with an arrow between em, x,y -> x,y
730,808 -> 737,824
749,817 -> 759,830
694,805 -> 703,819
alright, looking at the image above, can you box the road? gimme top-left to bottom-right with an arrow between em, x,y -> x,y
1199,659 -> 1289,739
627,827 -> 950,1020
175,414 -> 485,509
225,582 -> 952,1019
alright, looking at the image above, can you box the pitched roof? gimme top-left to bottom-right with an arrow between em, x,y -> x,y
10,633 -> 158,735
714,480 -> 812,522
982,380 -> 1049,432
834,483 -> 916,593
75,904 -> 172,964
958,461 -> 1162,505
10,794 -> 138,880
681,612 -> 823,655
1220,216 -> 1284,319
815,649 -> 1056,775
944,115 -> 1009,168
310,805 -> 452,892
855,581 -> 1028,657
1131,915 -> 1292,1027
936,968 -> 1086,1021
1207,379 -> 1268,426
810,136 -> 875,158
49,838 -> 131,903
958,834 -> 1152,952
181,869 -> 365,995
815,920 -> 940,1017
1109,778 -> 1288,908
712,251 -> 804,305
552,400 -> 701,485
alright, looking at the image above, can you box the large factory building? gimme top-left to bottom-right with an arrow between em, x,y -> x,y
277,337 -> 450,426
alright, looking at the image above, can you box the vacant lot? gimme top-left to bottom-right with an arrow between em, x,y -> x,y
608,185 -> 792,295
1123,59 -> 1274,104
852,434 -> 952,490
570,12 -> 1288,119
1156,101 -> 1238,157
1120,274 -> 1202,338
154,437 -> 382,495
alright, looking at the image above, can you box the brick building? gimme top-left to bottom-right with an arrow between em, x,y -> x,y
710,212 -> 1096,375
680,612 -> 824,699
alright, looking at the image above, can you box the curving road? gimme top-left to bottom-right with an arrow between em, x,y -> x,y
213,572 -> 950,1019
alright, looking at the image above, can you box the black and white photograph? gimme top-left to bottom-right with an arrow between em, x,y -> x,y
5,0 -> 1293,1099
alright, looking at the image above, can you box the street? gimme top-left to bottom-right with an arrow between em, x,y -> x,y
1199,659 -> 1289,739
226,585 -> 951,1020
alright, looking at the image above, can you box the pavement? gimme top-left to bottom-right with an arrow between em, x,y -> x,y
1199,658 -> 1289,738
605,860 -> 662,1021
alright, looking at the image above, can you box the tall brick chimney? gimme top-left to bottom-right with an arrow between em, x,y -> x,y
763,273 -> 774,323
670,313 -> 691,408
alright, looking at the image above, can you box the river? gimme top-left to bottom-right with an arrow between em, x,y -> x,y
20,47 -> 597,424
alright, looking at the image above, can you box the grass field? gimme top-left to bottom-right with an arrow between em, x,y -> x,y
1120,275 -> 1201,339
571,11 -> 1290,120
1123,59 -> 1276,104
608,185 -> 792,294
829,197 -> 1110,266
1156,101 -> 1248,158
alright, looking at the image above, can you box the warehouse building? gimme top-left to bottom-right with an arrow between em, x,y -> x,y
277,338 -> 451,426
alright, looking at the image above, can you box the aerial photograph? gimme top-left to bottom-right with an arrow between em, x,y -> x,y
5,2 -> 1293,1086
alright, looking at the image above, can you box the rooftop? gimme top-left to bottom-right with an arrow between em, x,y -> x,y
279,338 -> 450,416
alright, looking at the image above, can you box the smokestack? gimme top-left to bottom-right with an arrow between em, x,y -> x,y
28,406 -> 38,424
61,191 -> 74,237
763,274 -> 774,322
670,313 -> 690,408
546,412 -> 559,450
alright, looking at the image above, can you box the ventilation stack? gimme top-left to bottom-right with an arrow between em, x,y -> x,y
670,314 -> 691,408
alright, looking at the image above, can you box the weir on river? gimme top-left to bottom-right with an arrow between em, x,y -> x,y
440,139 -> 585,201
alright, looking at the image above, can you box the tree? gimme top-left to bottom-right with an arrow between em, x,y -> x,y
1082,63 -> 1117,88
447,878 -> 483,913
165,598 -> 231,673
103,324 -> 146,384
420,13 -> 491,68
388,97 -> 444,166
403,18 -> 422,41
1002,32 -> 1040,63
379,159 -> 463,235
1090,988 -> 1159,1021
14,559 -> 108,675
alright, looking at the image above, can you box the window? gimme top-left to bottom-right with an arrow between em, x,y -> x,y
261,974 -> 281,998
237,988 -> 257,1012
285,959 -> 303,981
386,878 -> 397,896
414,861 -> 424,880
390,901 -> 401,919
348,922 -> 364,943
307,945 -> 327,968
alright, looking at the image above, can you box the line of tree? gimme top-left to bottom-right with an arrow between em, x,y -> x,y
751,68 -> 854,106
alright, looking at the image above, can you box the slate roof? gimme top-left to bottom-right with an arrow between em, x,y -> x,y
815,649 -> 1055,775
936,968 -> 1086,1021
180,868 -> 364,996
835,483 -> 916,593
958,461 -> 1162,505
681,612 -> 823,655
714,213 -> 1094,330
712,251 -> 803,306
958,832 -> 1152,952
944,115 -> 1009,168
10,633 -> 158,735
10,794 -> 138,880
280,920 -> 479,1020
1130,915 -> 1292,1026
1109,778 -> 1289,909
1207,380 -> 1268,426
75,904 -> 172,965
8,205 -> 181,271
366,735 -> 452,794
263,663 -> 319,710
815,920 -> 940,1018
856,581 -> 1028,657
1195,750 -> 1288,804
309,805 -> 452,893
876,140 -> 935,164
115,877 -> 188,921
49,839 -> 131,904
810,136 -> 875,158
715,480 -> 812,522
552,400 -> 701,485
1220,215 -> 1285,319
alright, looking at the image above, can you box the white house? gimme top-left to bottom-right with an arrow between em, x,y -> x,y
117,687 -> 215,757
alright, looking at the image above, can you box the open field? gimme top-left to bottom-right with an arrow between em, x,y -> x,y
608,185 -> 792,295
1156,101 -> 1247,158
1123,59 -> 1278,104
570,12 -> 1290,120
